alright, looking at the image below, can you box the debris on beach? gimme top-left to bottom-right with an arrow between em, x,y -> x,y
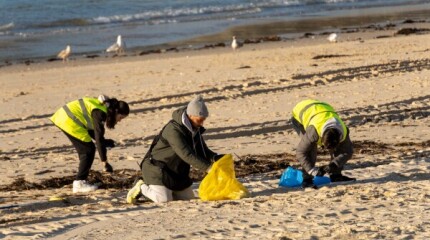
395,28 -> 430,35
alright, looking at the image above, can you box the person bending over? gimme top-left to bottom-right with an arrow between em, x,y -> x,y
51,95 -> 129,193
291,99 -> 355,189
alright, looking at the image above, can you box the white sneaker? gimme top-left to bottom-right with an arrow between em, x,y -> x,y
73,180 -> 98,193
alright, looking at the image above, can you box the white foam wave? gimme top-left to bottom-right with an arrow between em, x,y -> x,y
0,22 -> 15,31
91,4 -> 264,24
89,0 -> 358,25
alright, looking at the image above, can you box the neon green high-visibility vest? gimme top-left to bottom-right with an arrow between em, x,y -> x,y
292,99 -> 347,145
50,97 -> 107,142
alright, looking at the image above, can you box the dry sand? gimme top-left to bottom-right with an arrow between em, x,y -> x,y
0,20 -> 429,239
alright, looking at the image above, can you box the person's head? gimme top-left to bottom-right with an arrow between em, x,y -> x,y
186,95 -> 208,129
322,128 -> 340,150
104,98 -> 129,129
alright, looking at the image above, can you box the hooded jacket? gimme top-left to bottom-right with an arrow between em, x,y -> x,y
141,107 -> 216,189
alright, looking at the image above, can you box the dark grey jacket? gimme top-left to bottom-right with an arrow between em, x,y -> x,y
142,107 -> 216,188
297,125 -> 353,174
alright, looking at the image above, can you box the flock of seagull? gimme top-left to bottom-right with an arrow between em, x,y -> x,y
57,35 -> 125,62
56,33 -> 338,62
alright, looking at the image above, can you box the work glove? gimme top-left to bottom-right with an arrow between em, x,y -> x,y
103,162 -> 113,173
103,139 -> 115,149
322,162 -> 340,175
212,154 -> 225,162
301,177 -> 318,189
308,167 -> 326,177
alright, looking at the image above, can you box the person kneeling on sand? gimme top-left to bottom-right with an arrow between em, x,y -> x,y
291,99 -> 355,189
127,95 -> 221,204
51,95 -> 129,193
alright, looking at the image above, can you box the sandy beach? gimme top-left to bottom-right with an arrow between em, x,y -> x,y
1,18 -> 430,239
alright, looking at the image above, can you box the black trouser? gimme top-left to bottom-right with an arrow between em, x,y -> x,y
63,131 -> 95,180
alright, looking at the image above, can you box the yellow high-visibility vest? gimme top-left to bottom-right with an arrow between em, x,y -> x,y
50,97 -> 107,142
292,99 -> 347,145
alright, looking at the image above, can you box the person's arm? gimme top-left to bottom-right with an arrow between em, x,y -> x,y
332,128 -> 353,168
296,125 -> 319,173
199,133 -> 218,161
165,126 -> 211,171
91,109 -> 108,162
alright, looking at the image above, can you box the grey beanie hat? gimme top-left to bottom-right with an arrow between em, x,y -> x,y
187,95 -> 209,117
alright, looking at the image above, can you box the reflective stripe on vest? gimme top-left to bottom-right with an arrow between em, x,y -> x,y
51,97 -> 107,142
292,99 -> 347,145
298,101 -> 333,124
62,99 -> 94,130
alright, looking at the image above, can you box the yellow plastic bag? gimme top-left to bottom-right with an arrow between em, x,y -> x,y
199,154 -> 250,201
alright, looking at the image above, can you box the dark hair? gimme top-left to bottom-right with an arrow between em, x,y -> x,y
105,98 -> 129,129
322,128 -> 340,150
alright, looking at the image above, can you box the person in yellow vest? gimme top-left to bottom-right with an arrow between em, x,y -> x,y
51,95 -> 129,193
291,99 -> 355,189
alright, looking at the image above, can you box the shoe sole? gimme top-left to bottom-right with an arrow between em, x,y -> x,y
126,180 -> 144,204
73,188 -> 98,194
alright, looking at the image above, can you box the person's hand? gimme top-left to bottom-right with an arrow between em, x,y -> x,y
301,178 -> 318,189
322,162 -> 339,175
104,139 -> 115,149
212,154 -> 225,162
103,162 -> 113,173
308,167 -> 326,177
206,165 -> 212,173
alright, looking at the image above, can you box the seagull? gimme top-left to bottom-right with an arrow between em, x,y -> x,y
57,45 -> 71,62
231,36 -> 242,50
106,35 -> 126,54
327,33 -> 338,43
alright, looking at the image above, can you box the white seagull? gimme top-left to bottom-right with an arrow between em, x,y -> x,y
57,45 -> 71,62
327,33 -> 338,43
231,36 -> 242,50
106,35 -> 126,54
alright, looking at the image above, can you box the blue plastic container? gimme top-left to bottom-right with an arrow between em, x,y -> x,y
279,167 -> 331,187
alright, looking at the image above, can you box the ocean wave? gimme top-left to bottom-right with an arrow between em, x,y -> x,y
0,22 -> 15,31
91,4 -> 265,24
89,0 -> 359,25
14,0 -> 360,31
33,18 -> 90,28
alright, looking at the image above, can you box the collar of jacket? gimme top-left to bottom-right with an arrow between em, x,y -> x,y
182,111 -> 207,136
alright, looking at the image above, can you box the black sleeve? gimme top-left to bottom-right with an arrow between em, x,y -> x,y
296,125 -> 319,173
163,125 -> 211,171
91,109 -> 108,162
332,128 -> 353,167
201,135 -> 217,161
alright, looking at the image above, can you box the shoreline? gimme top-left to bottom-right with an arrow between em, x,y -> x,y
1,4 -> 430,69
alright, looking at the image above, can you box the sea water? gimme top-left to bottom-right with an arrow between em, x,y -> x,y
0,0 -> 429,61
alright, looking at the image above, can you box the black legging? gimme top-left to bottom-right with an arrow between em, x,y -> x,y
63,131 -> 95,180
